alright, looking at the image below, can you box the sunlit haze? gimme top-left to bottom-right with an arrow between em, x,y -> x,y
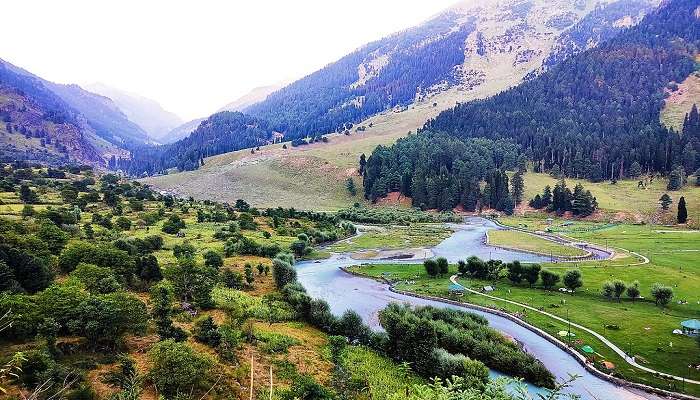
1,0 -> 458,120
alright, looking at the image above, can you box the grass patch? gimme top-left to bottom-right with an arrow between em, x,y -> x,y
487,230 -> 588,257
330,224 -> 451,253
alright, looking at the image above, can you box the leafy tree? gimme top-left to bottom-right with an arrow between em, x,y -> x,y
506,261 -> 523,285
436,257 -> 449,277
244,263 -> 255,286
19,184 -> 39,204
161,214 -> 185,234
601,281 -> 615,301
220,269 -> 244,290
136,254 -> 162,283
627,281 -> 641,302
612,280 -> 626,302
115,216 -> 131,231
628,161 -> 643,178
523,263 -> 541,287
192,315 -> 221,347
540,270 -> 560,290
651,283 -> 674,307
172,242 -> 196,259
150,282 -> 187,341
0,244 -> 53,294
562,270 -> 583,292
36,221 -> 68,254
203,250 -> 223,270
147,340 -> 213,398
71,292 -> 148,346
69,263 -> 121,294
677,196 -> 688,223
164,257 -> 216,308
424,259 -> 438,278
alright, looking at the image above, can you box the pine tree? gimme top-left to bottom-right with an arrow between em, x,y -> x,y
511,172 -> 524,205
677,196 -> 688,223
667,168 -> 685,190
659,193 -> 672,210
345,178 -> 357,197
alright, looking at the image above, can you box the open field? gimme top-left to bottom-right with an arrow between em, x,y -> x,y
486,229 -> 589,258
347,222 -> 700,396
522,172 -> 700,223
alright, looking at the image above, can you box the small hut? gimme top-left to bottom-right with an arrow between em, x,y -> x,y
681,319 -> 700,336
448,283 -> 465,295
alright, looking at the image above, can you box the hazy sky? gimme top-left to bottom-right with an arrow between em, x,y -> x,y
1,0 -> 458,120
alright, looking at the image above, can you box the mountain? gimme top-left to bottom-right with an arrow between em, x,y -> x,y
241,0 -> 658,142
0,60 -> 130,166
85,83 -> 183,142
217,83 -> 286,113
161,118 -> 205,144
0,58 -> 150,150
417,0 -> 699,184
124,111 -> 274,174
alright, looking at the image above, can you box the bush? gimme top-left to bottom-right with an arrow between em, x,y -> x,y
193,315 -> 221,347
69,263 -> 121,294
217,324 -> 242,362
203,250 -> 223,270
161,214 -> 185,234
272,258 -> 297,288
147,340 -> 214,397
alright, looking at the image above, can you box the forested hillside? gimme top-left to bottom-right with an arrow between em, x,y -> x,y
242,0 -> 658,142
123,112 -> 274,174
362,132 -> 521,212
425,0 -> 700,181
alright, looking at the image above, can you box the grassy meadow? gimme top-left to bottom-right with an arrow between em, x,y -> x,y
348,220 -> 700,396
486,230 -> 589,258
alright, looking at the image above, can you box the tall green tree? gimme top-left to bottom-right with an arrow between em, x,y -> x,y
677,196 -> 688,223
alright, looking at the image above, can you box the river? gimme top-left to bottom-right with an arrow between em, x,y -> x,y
296,217 -> 665,400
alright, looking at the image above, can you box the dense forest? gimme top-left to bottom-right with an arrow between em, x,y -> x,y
362,132 -> 522,212
121,112 -> 274,174
425,0 -> 700,182
244,13 -> 475,139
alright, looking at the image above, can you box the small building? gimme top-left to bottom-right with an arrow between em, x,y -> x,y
482,285 -> 495,293
448,283 -> 465,294
681,319 -> 700,336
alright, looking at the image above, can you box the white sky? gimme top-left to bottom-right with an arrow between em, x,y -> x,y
1,0 -> 458,121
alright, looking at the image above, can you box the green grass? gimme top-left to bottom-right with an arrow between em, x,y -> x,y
347,222 -> 700,396
523,173 -> 700,222
337,345 -> 424,400
329,224 -> 451,253
487,230 -> 588,258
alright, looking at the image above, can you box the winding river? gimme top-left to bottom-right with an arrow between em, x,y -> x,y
296,218 -> 664,400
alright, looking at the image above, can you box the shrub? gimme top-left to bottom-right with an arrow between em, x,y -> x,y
69,263 -> 121,294
272,258 -> 297,288
540,270 -> 560,290
193,315 -> 221,347
147,340 -> 213,397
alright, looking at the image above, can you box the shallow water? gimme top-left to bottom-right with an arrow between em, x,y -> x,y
296,217 -> 663,400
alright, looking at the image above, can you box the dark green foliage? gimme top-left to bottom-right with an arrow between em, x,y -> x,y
278,374 -> 335,400
193,315 -> 221,347
651,283 -> 674,307
203,250 -> 223,270
161,214 -> 185,234
667,167 -> 685,190
659,193 -> 672,210
511,171 -> 524,204
362,133 -> 518,211
147,340 -> 214,397
70,291 -> 148,346
36,220 -> 68,253
272,257 -> 297,289
225,235 -> 280,257
563,270 -> 583,292
136,254 -> 162,283
423,259 -> 438,278
220,269 -> 244,289
0,244 -> 53,293
540,270 -> 561,290
58,241 -> 134,284
150,282 -> 188,342
506,260 -> 523,285
426,0 -> 700,180
19,184 -> 39,204
677,196 -> 688,223
172,242 -> 196,259
334,310 -> 371,345
70,263 -> 121,294
164,257 -> 216,308
345,177 -> 357,197
436,257 -> 449,277
523,264 -> 542,287
378,303 -> 554,388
